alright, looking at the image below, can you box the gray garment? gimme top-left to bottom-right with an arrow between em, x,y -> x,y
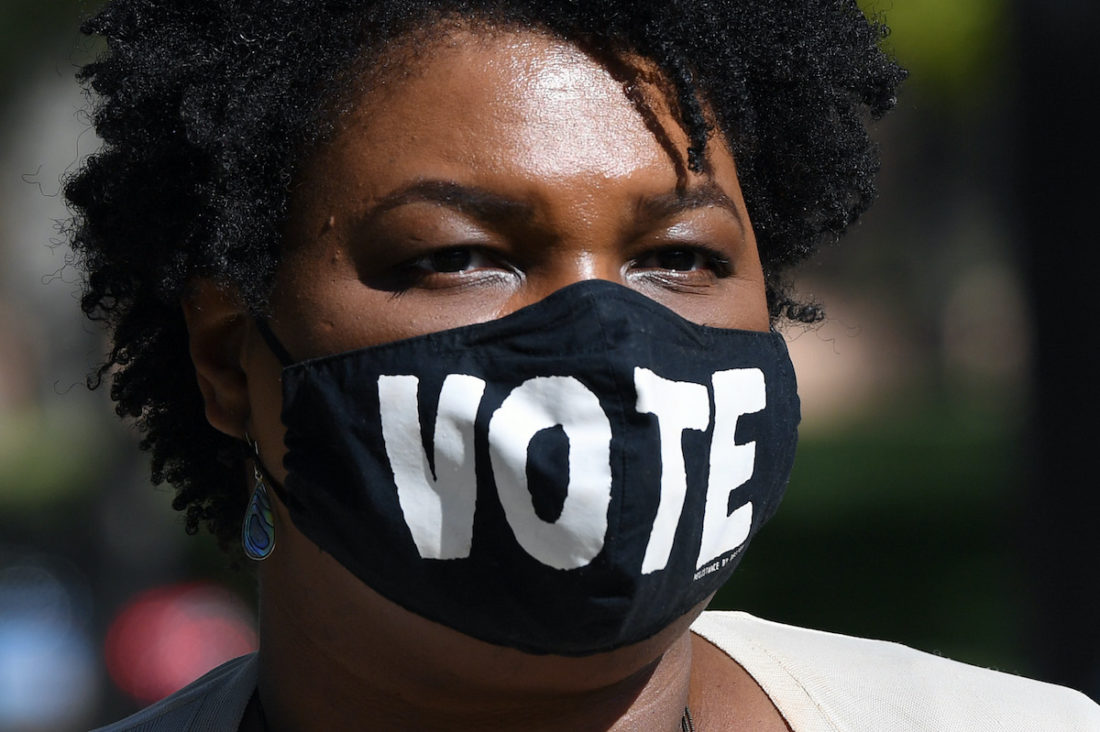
92,653 -> 256,732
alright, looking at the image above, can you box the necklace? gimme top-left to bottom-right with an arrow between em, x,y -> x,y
681,705 -> 696,732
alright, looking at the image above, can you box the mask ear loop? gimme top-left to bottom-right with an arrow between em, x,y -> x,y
254,318 -> 295,367
240,319 -> 295,560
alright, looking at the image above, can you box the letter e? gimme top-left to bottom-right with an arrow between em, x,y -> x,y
696,368 -> 765,569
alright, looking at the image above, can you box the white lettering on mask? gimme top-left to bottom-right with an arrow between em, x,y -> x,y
488,376 -> 613,570
378,366 -> 768,574
634,367 -> 710,574
379,374 -> 485,560
696,368 -> 766,569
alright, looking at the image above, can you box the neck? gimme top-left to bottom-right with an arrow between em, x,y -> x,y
260,640 -> 692,731
255,567 -> 697,731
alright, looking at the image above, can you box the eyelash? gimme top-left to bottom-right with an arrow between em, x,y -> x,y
389,243 -> 734,296
401,247 -> 508,276
631,246 -> 733,278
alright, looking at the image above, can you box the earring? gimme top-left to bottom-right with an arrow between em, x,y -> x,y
242,440 -> 276,561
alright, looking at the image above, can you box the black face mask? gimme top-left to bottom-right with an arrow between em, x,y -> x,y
256,280 -> 799,656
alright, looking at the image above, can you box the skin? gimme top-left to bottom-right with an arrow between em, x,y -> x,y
184,25 -> 791,731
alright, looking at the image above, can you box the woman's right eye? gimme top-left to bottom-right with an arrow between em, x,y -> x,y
408,247 -> 496,274
420,247 -> 478,273
385,246 -> 523,292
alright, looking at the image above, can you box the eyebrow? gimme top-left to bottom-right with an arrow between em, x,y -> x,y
634,183 -> 745,234
362,180 -> 535,228
361,179 -> 744,232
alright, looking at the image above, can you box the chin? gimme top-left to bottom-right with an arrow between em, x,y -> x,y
260,529 -> 712,698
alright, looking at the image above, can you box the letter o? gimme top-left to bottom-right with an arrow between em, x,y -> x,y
488,376 -> 613,570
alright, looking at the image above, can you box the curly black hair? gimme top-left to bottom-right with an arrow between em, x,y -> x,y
64,0 -> 905,551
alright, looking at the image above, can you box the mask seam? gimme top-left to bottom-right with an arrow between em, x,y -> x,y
584,287 -> 633,573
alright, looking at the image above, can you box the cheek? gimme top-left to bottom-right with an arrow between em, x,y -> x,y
728,276 -> 771,332
633,276 -> 770,331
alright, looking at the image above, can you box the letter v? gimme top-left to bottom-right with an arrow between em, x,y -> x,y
378,374 -> 485,559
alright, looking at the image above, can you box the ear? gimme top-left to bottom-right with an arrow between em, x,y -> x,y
181,279 -> 251,439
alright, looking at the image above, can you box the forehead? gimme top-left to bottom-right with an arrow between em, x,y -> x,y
300,26 -> 710,203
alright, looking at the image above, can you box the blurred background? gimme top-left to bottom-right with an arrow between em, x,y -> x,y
1,0 -> 1097,728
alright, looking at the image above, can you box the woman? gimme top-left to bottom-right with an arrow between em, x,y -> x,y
68,1 -> 1098,729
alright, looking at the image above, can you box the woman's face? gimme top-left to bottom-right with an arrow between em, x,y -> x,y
219,24 -> 773,692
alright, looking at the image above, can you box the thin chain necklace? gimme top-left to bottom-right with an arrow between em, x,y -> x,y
681,705 -> 696,732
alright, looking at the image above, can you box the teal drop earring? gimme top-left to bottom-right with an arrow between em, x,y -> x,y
242,439 -> 276,560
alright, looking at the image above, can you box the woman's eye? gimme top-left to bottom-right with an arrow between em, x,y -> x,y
653,249 -> 705,271
412,247 -> 494,274
387,246 -> 521,291
635,247 -> 731,276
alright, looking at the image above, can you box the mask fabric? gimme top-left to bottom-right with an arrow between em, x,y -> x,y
257,280 -> 800,655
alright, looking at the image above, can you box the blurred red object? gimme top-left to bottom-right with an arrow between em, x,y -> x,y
104,582 -> 258,703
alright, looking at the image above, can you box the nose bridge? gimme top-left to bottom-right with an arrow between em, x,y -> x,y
510,240 -> 625,312
495,177 -> 634,314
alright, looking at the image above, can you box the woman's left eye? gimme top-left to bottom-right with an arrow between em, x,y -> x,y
633,247 -> 731,276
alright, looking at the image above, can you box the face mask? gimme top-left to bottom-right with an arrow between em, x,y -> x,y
256,280 -> 799,655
